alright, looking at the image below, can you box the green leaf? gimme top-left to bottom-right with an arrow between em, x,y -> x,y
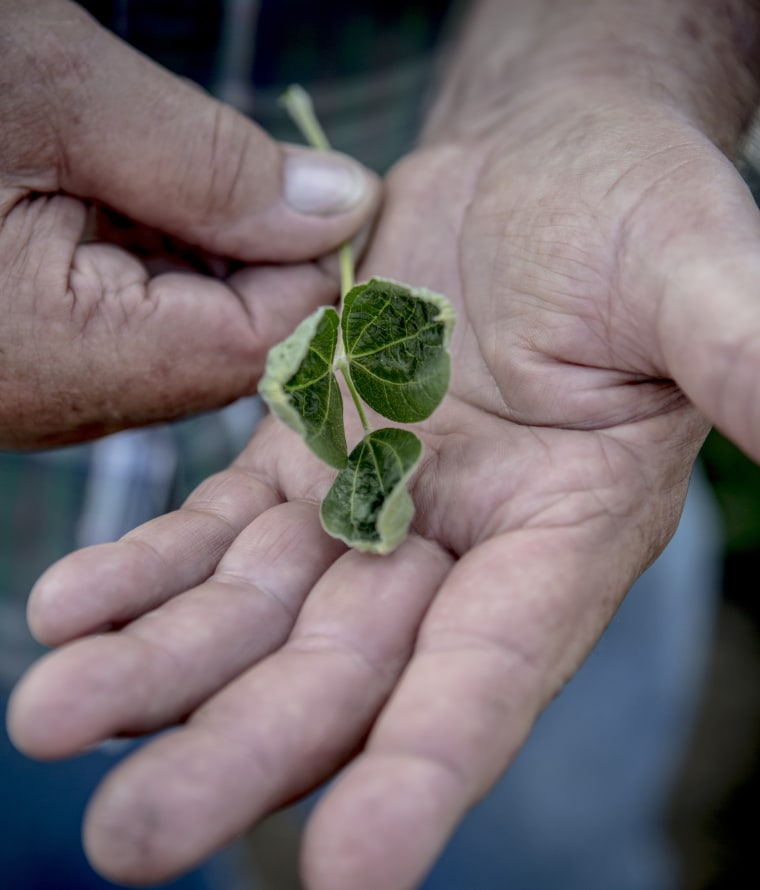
258,306 -> 347,468
320,428 -> 423,554
342,277 -> 455,423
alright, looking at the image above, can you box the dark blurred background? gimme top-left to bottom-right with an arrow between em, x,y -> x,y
667,429 -> 760,889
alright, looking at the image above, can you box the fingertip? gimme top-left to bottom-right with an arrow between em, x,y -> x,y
5,652 -> 71,759
227,260 -> 339,349
81,733 -> 232,887
27,544 -> 130,646
301,755 -> 458,890
282,147 -> 379,217
5,676 -> 32,756
247,145 -> 381,263
26,560 -> 74,647
83,774 -> 167,887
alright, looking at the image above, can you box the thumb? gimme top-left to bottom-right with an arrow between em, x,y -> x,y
7,0 -> 379,262
653,154 -> 760,463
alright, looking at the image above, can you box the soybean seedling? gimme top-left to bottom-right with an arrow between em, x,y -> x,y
259,86 -> 455,554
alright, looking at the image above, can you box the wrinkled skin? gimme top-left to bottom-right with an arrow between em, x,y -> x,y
0,0 -> 378,448
9,87 -> 760,890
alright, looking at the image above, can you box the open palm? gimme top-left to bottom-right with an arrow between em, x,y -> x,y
9,94 -> 760,890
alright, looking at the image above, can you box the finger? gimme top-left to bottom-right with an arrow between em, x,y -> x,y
631,148 -> 760,462
6,2 -> 379,262
0,200 -> 339,445
78,538 -> 451,886
8,502 -> 344,758
301,528 -> 636,890
26,456 -> 283,645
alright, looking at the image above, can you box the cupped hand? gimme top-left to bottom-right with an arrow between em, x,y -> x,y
0,0 -> 378,447
8,88 -> 760,890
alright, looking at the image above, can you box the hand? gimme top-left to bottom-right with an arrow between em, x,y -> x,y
9,77 -> 760,888
0,0 -> 378,448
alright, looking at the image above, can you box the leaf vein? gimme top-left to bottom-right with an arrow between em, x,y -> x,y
348,319 -> 441,359
347,293 -> 393,352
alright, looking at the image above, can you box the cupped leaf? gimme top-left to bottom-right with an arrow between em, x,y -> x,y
258,306 -> 347,468
342,277 -> 455,423
320,427 -> 423,554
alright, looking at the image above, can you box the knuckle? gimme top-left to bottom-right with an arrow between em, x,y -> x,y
190,101 -> 277,223
0,3 -> 100,187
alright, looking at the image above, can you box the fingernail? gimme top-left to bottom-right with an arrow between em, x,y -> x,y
283,152 -> 368,215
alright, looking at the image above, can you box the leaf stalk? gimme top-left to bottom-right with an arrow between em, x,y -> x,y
338,360 -> 372,435
280,84 -> 330,151
282,84 -> 367,433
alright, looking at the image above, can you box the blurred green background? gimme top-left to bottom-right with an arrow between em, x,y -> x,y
702,429 -> 760,557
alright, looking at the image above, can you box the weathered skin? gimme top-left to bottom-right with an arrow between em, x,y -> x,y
0,0 -> 378,447
8,2 -> 760,889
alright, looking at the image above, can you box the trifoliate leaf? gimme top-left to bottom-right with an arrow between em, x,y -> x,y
320,428 -> 423,554
342,277 -> 455,423
258,306 -> 347,468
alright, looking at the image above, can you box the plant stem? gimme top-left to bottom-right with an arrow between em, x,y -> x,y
339,362 -> 371,434
339,242 -> 354,299
280,84 -> 330,151
281,85 -> 355,302
281,84 -> 369,435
